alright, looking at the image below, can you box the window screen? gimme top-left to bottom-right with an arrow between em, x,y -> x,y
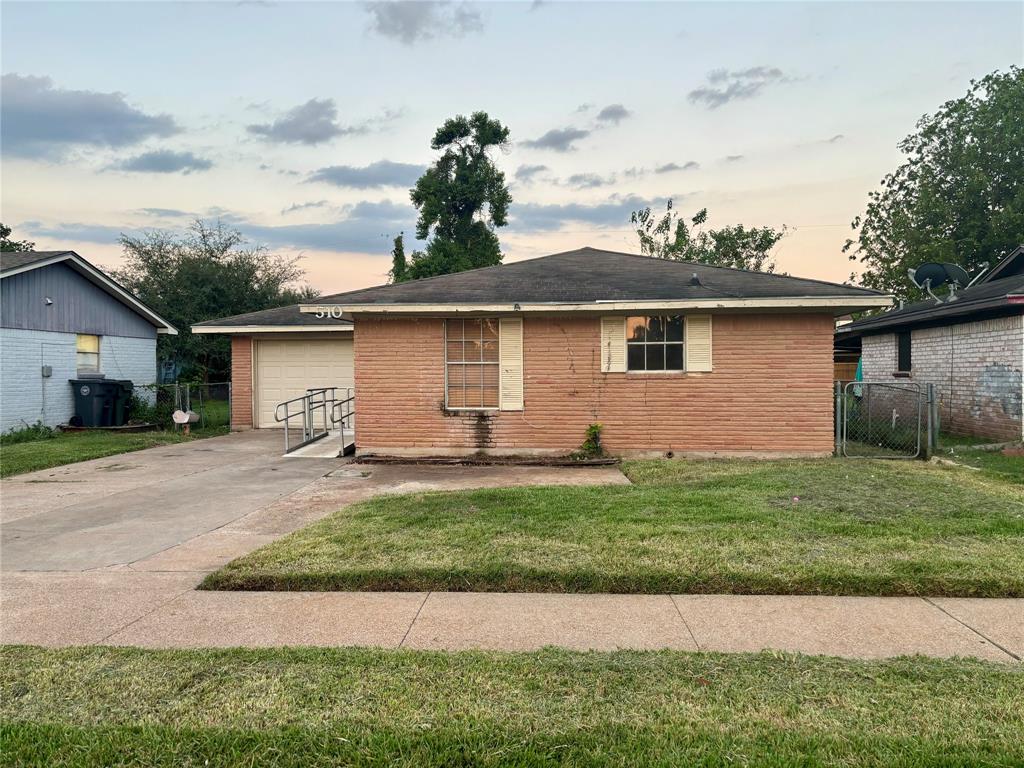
626,316 -> 684,371
896,331 -> 912,373
76,334 -> 100,372
445,319 -> 499,409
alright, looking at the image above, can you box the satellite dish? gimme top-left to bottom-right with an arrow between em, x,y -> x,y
909,262 -> 948,289
942,263 -> 970,287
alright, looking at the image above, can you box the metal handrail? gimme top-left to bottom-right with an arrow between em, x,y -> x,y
274,387 -> 355,454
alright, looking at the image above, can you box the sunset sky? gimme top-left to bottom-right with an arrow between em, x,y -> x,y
2,1 -> 1021,294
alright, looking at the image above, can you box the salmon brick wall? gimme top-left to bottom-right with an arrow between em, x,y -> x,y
230,335 -> 253,429
354,314 -> 836,456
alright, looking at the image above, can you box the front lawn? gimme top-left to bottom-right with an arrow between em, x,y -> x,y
2,645 -> 1021,767
203,457 -> 1024,596
0,427 -> 227,478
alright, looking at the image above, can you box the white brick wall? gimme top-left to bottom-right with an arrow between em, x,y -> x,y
861,315 -> 1023,440
0,328 -> 157,434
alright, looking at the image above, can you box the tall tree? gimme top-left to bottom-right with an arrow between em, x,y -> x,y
0,223 -> 35,252
631,200 -> 784,272
389,232 -> 408,283
845,67 -> 1023,299
114,221 -> 317,381
403,112 -> 512,280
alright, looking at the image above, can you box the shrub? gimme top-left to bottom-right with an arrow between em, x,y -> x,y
0,421 -> 58,445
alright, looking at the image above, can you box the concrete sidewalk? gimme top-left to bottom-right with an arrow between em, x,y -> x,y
2,570 -> 1020,661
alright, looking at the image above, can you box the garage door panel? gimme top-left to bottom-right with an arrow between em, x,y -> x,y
255,338 -> 354,428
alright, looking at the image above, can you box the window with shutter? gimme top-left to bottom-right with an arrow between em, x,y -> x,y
499,318 -> 523,410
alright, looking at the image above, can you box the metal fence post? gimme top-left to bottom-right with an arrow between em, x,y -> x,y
925,383 -> 937,458
834,381 -> 842,456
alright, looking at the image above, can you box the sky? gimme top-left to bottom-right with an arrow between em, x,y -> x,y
2,0 -> 1021,295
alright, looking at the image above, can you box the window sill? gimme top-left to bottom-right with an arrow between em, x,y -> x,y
892,371 -> 912,379
444,407 -> 499,414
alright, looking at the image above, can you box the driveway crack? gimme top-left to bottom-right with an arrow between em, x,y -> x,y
399,592 -> 431,649
922,597 -> 1020,661
670,595 -> 700,651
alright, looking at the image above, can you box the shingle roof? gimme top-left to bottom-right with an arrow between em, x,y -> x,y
0,250 -> 74,273
193,303 -> 352,328
313,247 -> 884,306
839,247 -> 1024,335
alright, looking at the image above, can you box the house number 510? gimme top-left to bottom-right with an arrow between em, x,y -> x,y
315,307 -> 346,319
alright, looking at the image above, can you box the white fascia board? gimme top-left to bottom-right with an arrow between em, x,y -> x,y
299,296 -> 894,315
2,252 -> 179,334
191,324 -> 354,334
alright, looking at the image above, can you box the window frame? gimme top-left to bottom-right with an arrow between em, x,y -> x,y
625,315 -> 686,374
896,330 -> 912,374
76,333 -> 101,374
444,318 -> 501,411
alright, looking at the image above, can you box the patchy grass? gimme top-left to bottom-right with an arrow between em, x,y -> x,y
203,457 -> 1024,596
0,427 -> 228,478
1,645 -> 1022,767
938,447 -> 1024,484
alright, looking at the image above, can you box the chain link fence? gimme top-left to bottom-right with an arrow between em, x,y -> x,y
836,381 -> 936,459
131,382 -> 231,432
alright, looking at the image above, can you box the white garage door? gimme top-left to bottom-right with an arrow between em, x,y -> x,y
255,338 -> 353,428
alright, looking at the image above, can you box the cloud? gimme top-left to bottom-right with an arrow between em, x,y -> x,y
247,98 -> 358,145
824,133 -> 844,144
308,160 -> 426,189
514,164 -> 548,183
136,207 -> 192,218
111,149 -> 213,174
655,161 -> 700,174
23,199 -> 420,256
566,173 -> 615,189
1,73 -> 179,159
575,103 -> 594,113
595,104 -> 631,125
511,194 -> 664,232
521,127 -> 590,152
282,200 -> 331,214
687,66 -> 790,109
724,154 -> 744,162
363,1 -> 483,45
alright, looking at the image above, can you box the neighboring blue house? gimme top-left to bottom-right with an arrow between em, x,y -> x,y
0,251 -> 177,434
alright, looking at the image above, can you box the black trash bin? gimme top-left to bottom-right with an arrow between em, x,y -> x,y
113,380 -> 134,425
69,379 -> 120,427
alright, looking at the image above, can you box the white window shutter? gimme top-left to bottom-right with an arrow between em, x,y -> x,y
600,316 -> 626,373
499,318 -> 524,411
685,315 -> 713,372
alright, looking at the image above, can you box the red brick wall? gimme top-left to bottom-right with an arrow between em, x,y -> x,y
354,313 -> 836,456
230,335 -> 253,429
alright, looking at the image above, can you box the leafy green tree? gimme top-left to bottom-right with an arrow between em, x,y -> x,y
404,112 -> 512,280
389,232 -> 408,283
631,200 -> 784,272
845,67 -> 1024,299
1,223 -> 35,252
114,221 -> 317,381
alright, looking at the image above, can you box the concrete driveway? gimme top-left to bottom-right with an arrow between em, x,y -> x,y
1,431 -> 341,571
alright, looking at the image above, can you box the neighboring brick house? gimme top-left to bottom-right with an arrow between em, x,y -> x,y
0,251 -> 177,433
836,246 -> 1024,441
287,247 -> 889,457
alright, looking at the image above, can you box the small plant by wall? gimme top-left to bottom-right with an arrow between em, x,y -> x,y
572,423 -> 605,459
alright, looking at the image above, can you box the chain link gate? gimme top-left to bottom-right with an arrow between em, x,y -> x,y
835,381 -> 937,459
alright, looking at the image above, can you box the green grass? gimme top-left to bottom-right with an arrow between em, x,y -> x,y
2,645 -> 1022,767
0,426 -> 228,478
203,457 -> 1024,596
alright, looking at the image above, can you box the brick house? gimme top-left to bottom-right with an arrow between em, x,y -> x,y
0,251 -> 177,433
836,245 -> 1024,441
276,247 -> 887,457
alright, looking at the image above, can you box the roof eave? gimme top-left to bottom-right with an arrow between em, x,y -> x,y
300,296 -> 893,317
840,294 -> 1020,334
191,323 -> 354,334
